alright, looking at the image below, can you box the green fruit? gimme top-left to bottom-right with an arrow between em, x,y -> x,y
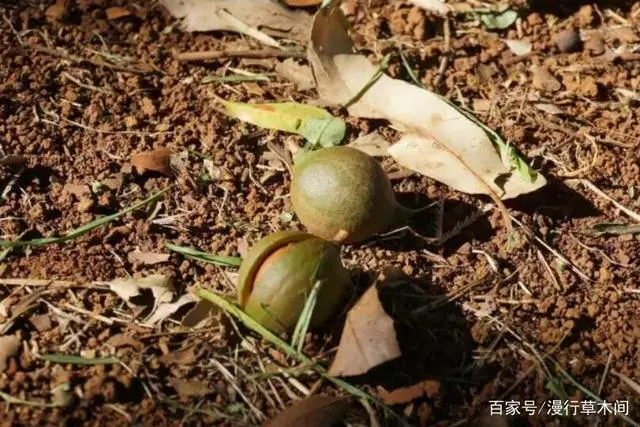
237,231 -> 350,334
291,146 -> 402,243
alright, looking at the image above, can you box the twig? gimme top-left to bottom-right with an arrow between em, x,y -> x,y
31,45 -> 152,74
0,278 -> 107,288
572,179 -> 640,223
174,48 -> 305,62
61,72 -> 113,94
433,17 -> 451,89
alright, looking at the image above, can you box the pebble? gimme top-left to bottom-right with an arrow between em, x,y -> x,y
554,28 -> 582,53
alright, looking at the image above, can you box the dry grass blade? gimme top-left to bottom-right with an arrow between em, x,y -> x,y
193,287 -> 411,426
0,187 -> 170,248
166,243 -> 242,267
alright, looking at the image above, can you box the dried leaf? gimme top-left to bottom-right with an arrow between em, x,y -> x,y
169,378 -> 210,398
0,335 -> 20,373
275,58 -> 315,90
127,250 -> 171,265
329,284 -> 401,377
108,274 -> 175,305
584,223 -> 640,237
346,131 -> 390,157
379,380 -> 441,405
145,294 -> 197,325
502,39 -> 532,56
534,103 -> 563,115
106,334 -> 144,351
131,148 -> 173,175
265,395 -> 351,427
62,183 -> 90,198
309,2 -> 546,200
159,347 -> 198,365
105,7 -> 131,20
223,101 -> 345,148
181,299 -> 221,328
29,314 -> 53,332
160,0 -> 311,42
407,0 -> 450,15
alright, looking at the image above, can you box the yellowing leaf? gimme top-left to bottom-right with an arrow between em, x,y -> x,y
223,101 -> 346,148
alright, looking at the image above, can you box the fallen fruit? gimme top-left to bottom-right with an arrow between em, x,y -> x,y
291,146 -> 410,243
237,230 -> 350,334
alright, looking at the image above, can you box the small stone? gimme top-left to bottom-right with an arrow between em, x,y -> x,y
532,66 -> 562,92
554,28 -> 582,53
77,198 -> 94,213
587,303 -> 599,317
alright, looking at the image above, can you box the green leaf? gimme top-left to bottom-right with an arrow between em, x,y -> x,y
39,354 -> 120,365
479,9 -> 518,30
223,101 -> 346,148
584,223 -> 640,237
166,243 -> 242,267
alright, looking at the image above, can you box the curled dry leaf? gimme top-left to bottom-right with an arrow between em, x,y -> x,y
108,274 -> 175,306
181,299 -> 221,328
46,0 -> 70,21
106,334 -> 144,351
127,250 -> 171,265
265,395 -> 352,427
131,147 -> 173,176
0,335 -> 20,373
105,7 -> 131,20
275,58 -> 315,90
309,1 -> 546,201
346,131 -> 390,157
502,39 -> 532,56
159,347 -> 198,365
145,294 -> 198,325
161,0 -> 311,42
329,278 -> 401,377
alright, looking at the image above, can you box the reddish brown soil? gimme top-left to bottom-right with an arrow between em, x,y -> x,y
1,1 -> 639,426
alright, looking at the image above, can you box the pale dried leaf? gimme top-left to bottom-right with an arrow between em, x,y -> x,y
309,1 -> 546,200
328,284 -> 401,377
275,59 -> 315,90
29,314 -> 53,332
160,0 -> 311,42
534,103 -> 563,115
0,335 -> 20,373
346,131 -> 390,157
159,347 -> 198,365
131,148 -> 173,175
502,38 -> 532,56
169,377 -> 210,398
265,395 -> 351,427
181,299 -> 221,328
127,250 -> 171,265
145,294 -> 197,325
407,0 -> 450,15
108,274 -> 175,305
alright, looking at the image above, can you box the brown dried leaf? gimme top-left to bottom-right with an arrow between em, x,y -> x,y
106,334 -> 144,351
106,7 -> 131,20
169,378 -> 210,398
63,183 -> 90,198
108,274 -> 175,305
145,294 -> 197,325
131,148 -> 173,176
29,314 -> 53,332
181,299 -> 221,328
346,131 -> 390,157
265,395 -> 351,427
379,380 -> 441,405
127,250 -> 171,265
328,284 -> 401,377
159,347 -> 198,365
160,0 -> 311,42
0,335 -> 20,373
0,155 -> 27,167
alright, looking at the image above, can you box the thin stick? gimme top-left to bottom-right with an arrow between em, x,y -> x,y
0,278 -> 107,288
31,45 -> 152,74
433,17 -> 451,88
576,179 -> 640,223
62,72 -> 113,94
174,48 -> 305,62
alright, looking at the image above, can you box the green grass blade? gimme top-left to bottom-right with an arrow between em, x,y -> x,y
291,279 -> 324,353
0,186 -> 170,249
38,354 -> 120,365
166,243 -> 242,267
193,287 -> 411,426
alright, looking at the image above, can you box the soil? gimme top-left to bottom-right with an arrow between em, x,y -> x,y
1,0 -> 639,426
